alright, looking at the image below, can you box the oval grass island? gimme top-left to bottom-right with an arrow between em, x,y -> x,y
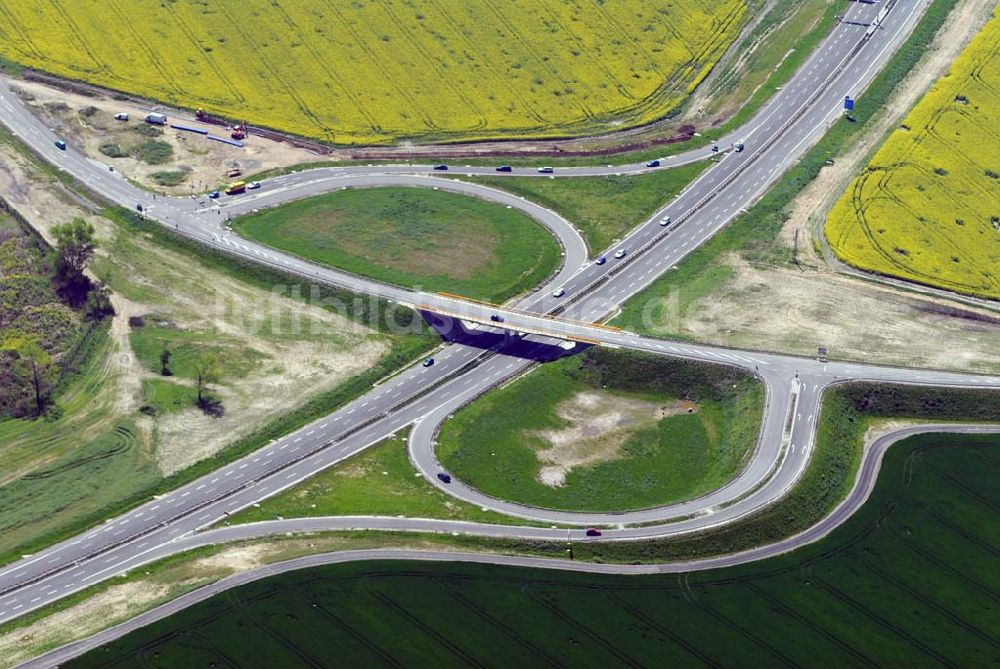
234,187 -> 562,302
437,348 -> 764,513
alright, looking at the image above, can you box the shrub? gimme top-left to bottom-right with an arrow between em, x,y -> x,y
132,140 -> 173,165
99,143 -> 127,158
149,169 -> 190,186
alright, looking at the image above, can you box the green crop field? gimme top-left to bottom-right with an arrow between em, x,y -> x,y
437,348 -> 762,512
826,7 -> 1000,300
69,432 -> 1000,667
234,187 -> 561,301
0,0 -> 746,145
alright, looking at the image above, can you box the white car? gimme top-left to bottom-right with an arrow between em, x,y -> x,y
248,181 -> 261,190
552,287 -> 566,298
614,248 -> 627,259
659,216 -> 671,226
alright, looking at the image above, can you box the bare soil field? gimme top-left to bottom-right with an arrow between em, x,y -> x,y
678,254 -> 1000,372
533,390 -> 697,487
9,79 -> 324,195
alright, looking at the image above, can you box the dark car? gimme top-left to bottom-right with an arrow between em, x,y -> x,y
490,314 -> 504,323
422,358 -> 435,367
711,145 -> 720,152
208,190 -> 220,199
595,255 -> 607,265
585,528 -> 602,537
645,159 -> 660,167
54,139 -> 67,150
496,165 -> 512,172
437,472 -> 452,484
433,164 -> 448,171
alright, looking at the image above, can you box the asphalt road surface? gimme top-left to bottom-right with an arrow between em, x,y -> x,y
1,0 -> 996,647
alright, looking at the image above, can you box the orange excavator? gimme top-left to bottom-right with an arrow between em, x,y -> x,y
230,120 -> 248,140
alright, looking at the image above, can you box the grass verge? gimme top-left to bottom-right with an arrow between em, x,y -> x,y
229,429 -> 529,527
458,161 -> 708,253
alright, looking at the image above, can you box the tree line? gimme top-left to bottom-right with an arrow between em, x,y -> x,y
4,218 -> 112,418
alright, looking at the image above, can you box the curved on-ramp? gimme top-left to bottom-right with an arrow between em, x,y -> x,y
19,423 -> 1000,669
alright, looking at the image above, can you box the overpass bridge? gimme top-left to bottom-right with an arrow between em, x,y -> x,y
415,292 -> 622,346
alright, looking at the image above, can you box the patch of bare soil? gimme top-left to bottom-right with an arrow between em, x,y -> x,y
0,580 -> 170,668
678,253 -> 1000,373
187,543 -> 271,575
106,294 -> 146,417
154,341 -> 384,476
0,147 -> 103,245
311,210 -> 497,281
376,233 -> 497,281
9,78 -> 324,195
531,391 -> 696,487
0,140 -> 388,478
109,234 -> 388,476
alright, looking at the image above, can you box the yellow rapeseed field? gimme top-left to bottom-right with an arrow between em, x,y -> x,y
0,0 -> 745,145
826,7 -> 1000,301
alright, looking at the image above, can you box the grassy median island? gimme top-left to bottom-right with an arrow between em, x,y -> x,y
234,187 -> 561,301
437,348 -> 763,513
64,432 -> 1000,668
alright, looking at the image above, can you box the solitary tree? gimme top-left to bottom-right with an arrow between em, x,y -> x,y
51,218 -> 96,279
194,352 -> 220,407
159,346 -> 172,376
84,282 -> 115,320
14,339 -> 56,417
51,218 -> 96,305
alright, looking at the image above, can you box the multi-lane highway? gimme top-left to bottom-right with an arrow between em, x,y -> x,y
0,0 -> 996,652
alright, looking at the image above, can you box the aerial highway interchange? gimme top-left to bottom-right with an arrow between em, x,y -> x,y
0,0 -> 998,659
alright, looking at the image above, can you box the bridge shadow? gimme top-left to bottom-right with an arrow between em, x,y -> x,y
419,310 -> 590,362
